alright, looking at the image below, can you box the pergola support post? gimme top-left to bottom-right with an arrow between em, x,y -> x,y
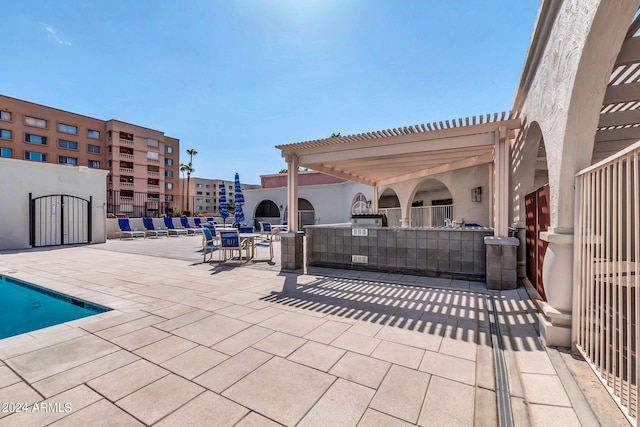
485,127 -> 519,289
281,154 -> 304,271
372,185 -> 379,214
286,155 -> 299,232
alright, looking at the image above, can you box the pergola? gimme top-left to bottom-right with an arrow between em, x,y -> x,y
276,112 -> 521,237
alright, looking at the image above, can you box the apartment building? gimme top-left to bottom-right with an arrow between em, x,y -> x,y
0,95 -> 180,216
179,177 -> 259,214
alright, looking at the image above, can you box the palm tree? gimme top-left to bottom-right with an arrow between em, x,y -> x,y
179,163 -> 191,213
185,149 -> 198,212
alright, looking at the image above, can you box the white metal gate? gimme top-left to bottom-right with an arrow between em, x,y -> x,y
574,141 -> 639,425
29,193 -> 92,247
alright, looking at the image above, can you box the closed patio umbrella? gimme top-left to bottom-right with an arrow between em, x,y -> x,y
219,184 -> 228,225
233,172 -> 245,226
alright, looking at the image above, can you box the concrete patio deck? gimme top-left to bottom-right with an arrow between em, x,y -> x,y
0,237 -> 628,426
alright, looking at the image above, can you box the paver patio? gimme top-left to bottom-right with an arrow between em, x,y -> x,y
0,237 -> 628,426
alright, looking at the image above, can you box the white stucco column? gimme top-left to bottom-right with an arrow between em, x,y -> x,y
493,127 -> 509,237
286,155 -> 299,232
372,185 -> 379,214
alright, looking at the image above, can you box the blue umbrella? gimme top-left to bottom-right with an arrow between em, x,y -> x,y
234,172 -> 245,226
219,184 -> 228,225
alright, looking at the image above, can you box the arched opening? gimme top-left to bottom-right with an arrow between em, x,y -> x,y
351,193 -> 370,215
410,178 -> 453,227
254,200 -> 281,229
284,198 -> 316,231
377,188 -> 401,226
522,122 -> 550,301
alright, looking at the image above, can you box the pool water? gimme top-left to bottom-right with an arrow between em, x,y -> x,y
0,275 -> 110,340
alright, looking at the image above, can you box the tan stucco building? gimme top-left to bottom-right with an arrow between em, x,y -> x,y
0,95 -> 180,216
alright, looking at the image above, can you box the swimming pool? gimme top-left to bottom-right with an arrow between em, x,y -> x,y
0,275 -> 110,340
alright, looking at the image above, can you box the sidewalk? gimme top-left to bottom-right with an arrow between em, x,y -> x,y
0,238 -> 628,426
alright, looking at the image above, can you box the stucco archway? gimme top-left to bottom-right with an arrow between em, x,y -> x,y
408,178 -> 453,227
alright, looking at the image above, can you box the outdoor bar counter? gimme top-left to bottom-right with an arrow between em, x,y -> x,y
305,224 -> 493,281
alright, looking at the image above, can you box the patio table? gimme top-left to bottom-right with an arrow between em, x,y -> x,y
239,232 -> 261,259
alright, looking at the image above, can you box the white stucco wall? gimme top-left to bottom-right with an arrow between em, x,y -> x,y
381,164 -> 491,227
514,0 -> 639,230
243,181 -> 373,227
0,158 -> 108,250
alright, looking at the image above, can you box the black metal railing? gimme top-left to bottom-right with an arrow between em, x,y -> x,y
107,190 -> 200,218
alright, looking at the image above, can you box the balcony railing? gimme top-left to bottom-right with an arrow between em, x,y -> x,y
147,158 -> 159,163
574,140 -> 639,425
119,182 -> 134,188
120,167 -> 134,174
147,184 -> 160,189
119,138 -> 134,146
147,170 -> 159,176
119,153 -> 134,160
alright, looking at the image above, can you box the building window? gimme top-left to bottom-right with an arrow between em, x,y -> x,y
58,123 -> 77,134
166,183 -> 173,190
25,134 -> 47,145
25,151 -> 47,162
87,129 -> 100,139
59,156 -> 78,166
0,129 -> 11,139
0,147 -> 11,157
165,171 -> 173,177
58,139 -> 78,150
205,192 -> 210,196
88,160 -> 100,168
165,146 -> 172,154
147,138 -> 159,147
196,206 -> 203,211
25,116 -> 46,128
88,144 -> 101,153
205,199 -> 210,203
119,132 -> 133,141
165,158 -> 173,165
0,111 -> 11,121
196,191 -> 203,195
165,195 -> 174,202
147,151 -> 159,161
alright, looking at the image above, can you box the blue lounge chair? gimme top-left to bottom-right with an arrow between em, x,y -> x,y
163,217 -> 188,236
180,217 -> 202,234
193,217 -> 203,228
143,217 -> 168,238
202,227 -> 218,262
117,218 -> 145,239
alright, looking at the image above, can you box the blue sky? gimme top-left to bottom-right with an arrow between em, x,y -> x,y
2,1 -> 539,184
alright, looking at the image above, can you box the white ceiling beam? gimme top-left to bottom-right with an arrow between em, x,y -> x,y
298,135 -> 495,165
602,81 -> 640,104
375,153 -> 494,186
598,109 -> 640,127
280,119 -> 520,157
595,126 -> 640,142
309,164 -> 375,186
615,36 -> 640,66
324,148 -> 493,168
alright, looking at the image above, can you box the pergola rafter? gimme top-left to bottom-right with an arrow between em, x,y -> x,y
277,112 -> 521,235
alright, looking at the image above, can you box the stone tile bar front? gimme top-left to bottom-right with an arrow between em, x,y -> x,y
305,224 -> 492,281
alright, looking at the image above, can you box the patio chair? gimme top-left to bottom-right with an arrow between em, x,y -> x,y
142,217 -> 168,238
219,230 -> 249,262
202,227 -> 218,262
163,217 -> 188,236
117,218 -> 145,239
258,222 -> 279,260
180,217 -> 203,235
193,217 -> 203,228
